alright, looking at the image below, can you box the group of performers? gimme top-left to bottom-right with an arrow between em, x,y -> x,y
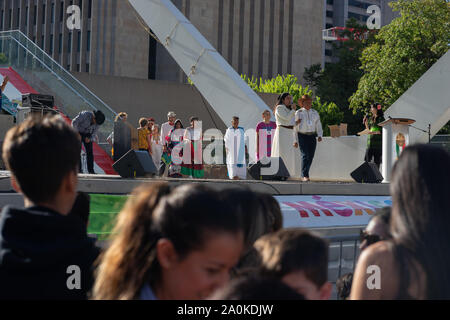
224,93 -> 324,181
72,94 -> 383,180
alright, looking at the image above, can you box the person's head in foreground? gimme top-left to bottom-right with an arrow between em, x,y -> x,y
93,184 -> 244,300
3,115 -> 80,213
0,116 -> 99,300
209,276 -> 305,300
336,273 -> 353,300
255,228 -> 332,300
359,206 -> 392,251
350,144 -> 450,300
220,189 -> 282,277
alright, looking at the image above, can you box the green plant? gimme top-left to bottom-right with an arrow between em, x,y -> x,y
242,74 -> 344,136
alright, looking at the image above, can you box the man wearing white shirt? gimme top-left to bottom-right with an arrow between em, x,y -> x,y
159,111 -> 176,176
293,95 -> 323,182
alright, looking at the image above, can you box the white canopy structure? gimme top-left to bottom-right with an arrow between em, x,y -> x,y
129,0 -> 271,130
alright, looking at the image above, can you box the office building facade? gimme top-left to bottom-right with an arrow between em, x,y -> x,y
0,0 -> 325,84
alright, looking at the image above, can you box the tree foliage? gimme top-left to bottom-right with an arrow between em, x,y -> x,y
242,74 -> 344,136
349,0 -> 450,114
304,19 -> 376,135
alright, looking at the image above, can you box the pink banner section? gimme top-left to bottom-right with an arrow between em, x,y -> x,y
277,195 -> 392,228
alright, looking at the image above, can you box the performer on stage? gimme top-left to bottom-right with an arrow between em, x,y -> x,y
159,111 -> 176,176
181,116 -> 204,179
224,116 -> 247,180
256,110 -> 277,161
150,124 -> 163,172
294,95 -> 323,182
271,93 -> 299,178
363,103 -> 385,169
72,109 -> 105,174
164,119 -> 185,178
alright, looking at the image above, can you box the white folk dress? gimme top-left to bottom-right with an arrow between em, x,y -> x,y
271,104 -> 301,178
224,126 -> 247,179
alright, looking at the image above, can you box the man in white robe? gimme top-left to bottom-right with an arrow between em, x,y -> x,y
224,116 -> 247,180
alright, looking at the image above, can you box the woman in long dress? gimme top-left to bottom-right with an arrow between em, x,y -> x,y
271,92 -> 301,178
181,117 -> 204,179
150,124 -> 163,172
164,119 -> 185,178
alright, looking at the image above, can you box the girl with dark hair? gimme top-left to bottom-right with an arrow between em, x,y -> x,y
271,92 -> 299,178
93,184 -> 244,300
351,144 -> 450,300
363,103 -> 385,169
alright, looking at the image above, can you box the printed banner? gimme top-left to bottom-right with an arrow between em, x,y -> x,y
276,195 -> 392,229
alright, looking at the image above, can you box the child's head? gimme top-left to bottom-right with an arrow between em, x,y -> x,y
262,110 -> 271,122
139,118 -> 148,128
2,115 -> 80,213
255,228 -> 332,300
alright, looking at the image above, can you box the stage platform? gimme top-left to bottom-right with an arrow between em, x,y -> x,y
0,171 -> 390,196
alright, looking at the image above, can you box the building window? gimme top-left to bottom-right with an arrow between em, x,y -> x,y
77,31 -> 81,52
87,30 -> 91,51
77,64 -> 80,72
68,32 -> 72,52
88,0 -> 92,19
17,8 -> 20,28
59,34 -> 62,53
326,11 -> 333,18
67,64 -> 70,71
25,7 -> 28,26
325,49 -> 333,56
327,0 -> 334,4
51,3 -> 54,23
43,4 -> 46,24
86,63 -> 90,72
9,9 -> 12,29
41,36 -> 45,49
50,35 -> 54,54
1,10 -> 4,29
33,5 -> 37,26
60,2 -> 64,21
326,23 -> 333,29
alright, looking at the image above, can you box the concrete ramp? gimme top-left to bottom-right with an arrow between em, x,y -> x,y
385,50 -> 450,143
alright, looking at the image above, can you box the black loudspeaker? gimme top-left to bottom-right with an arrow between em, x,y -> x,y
248,157 -> 290,181
351,162 -> 383,183
113,150 -> 157,178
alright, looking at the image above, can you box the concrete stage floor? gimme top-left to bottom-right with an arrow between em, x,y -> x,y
0,171 -> 390,196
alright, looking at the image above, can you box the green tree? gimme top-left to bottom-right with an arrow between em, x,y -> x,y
349,0 -> 450,115
242,74 -> 344,136
304,18 -> 376,135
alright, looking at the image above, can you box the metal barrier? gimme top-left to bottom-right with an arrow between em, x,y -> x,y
324,234 -> 361,300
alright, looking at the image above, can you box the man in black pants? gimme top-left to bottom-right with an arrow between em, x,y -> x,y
72,110 -> 105,174
293,95 -> 323,182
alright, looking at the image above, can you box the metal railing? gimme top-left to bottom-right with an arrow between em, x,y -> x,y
0,30 -> 116,138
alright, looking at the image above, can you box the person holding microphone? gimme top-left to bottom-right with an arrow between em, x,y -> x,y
363,103 -> 385,169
